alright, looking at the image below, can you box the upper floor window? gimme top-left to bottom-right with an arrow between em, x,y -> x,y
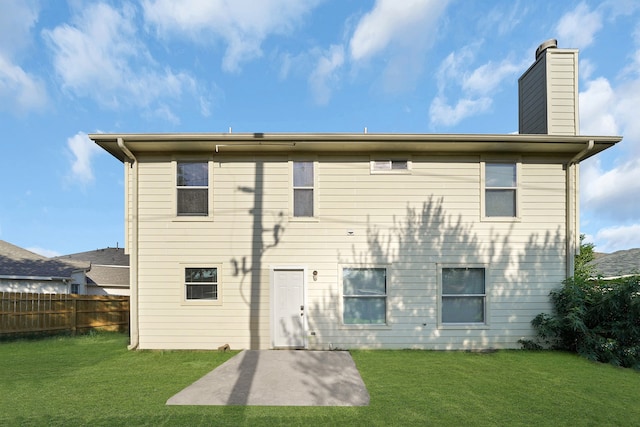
177,161 -> 208,216
484,162 -> 517,218
293,161 -> 314,217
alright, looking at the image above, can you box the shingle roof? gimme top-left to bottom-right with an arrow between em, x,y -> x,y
86,265 -> 130,287
0,240 -> 89,279
55,247 -> 129,266
589,248 -> 640,278
55,247 -> 130,287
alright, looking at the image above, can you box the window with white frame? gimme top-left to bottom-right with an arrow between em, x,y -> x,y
184,267 -> 218,301
484,162 -> 517,217
370,159 -> 410,174
177,161 -> 208,216
343,267 -> 387,325
293,161 -> 314,217
441,267 -> 486,324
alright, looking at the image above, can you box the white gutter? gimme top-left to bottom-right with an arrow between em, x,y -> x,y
569,139 -> 594,164
0,275 -> 71,281
118,137 -> 139,350
566,140 -> 595,277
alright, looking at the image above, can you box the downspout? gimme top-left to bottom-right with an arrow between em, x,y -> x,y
566,140 -> 594,278
118,137 -> 139,350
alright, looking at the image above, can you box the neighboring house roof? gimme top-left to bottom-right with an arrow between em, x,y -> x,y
590,249 -> 640,278
84,265 -> 129,288
0,240 -> 89,280
55,247 -> 130,288
56,247 -> 129,266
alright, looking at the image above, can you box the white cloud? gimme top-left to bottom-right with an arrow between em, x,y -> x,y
578,29 -> 640,252
480,2 -> 528,36
593,224 -> 640,253
429,96 -> 492,127
150,104 -> 180,125
199,96 -> 211,117
349,0 -> 448,62
429,45 -> 521,127
602,0 -> 640,19
43,2 -> 199,115
0,0 -> 47,113
556,3 -> 603,49
309,45 -> 344,105
0,54 -> 47,113
579,77 -> 618,135
67,132 -> 102,185
434,48 -> 476,92
142,0 -> 320,73
462,59 -> 523,95
0,0 -> 39,56
581,157 -> 640,223
348,0 -> 449,92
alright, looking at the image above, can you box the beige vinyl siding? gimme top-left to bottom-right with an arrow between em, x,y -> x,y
131,152 -> 567,350
547,50 -> 579,135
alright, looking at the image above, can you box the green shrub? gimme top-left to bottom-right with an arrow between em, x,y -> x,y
526,275 -> 640,369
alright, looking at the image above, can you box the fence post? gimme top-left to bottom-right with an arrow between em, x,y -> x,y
71,296 -> 77,335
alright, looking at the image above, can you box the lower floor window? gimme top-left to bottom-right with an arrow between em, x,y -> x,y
441,267 -> 486,324
185,267 -> 218,300
343,267 -> 387,325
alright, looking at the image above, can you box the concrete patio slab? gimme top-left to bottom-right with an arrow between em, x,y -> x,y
166,350 -> 370,406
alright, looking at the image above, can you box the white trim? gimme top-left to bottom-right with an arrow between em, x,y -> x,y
369,156 -> 412,174
179,263 -> 223,306
437,263 -> 490,329
338,263 -> 392,329
480,158 -> 522,222
289,158 -> 319,220
172,157 -> 214,220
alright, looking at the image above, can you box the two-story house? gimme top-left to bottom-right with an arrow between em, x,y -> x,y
91,40 -> 621,350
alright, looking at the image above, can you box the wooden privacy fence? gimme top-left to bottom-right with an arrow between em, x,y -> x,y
0,292 -> 129,336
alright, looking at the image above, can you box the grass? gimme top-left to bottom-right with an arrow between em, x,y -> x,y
1,333 -> 639,426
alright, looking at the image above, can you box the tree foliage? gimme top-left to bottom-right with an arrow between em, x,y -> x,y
573,234 -> 596,280
522,237 -> 640,369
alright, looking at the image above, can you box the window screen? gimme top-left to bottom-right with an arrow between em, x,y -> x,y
442,267 -> 485,324
485,163 -> 516,217
185,267 -> 218,300
293,161 -> 314,217
177,162 -> 208,216
343,267 -> 387,324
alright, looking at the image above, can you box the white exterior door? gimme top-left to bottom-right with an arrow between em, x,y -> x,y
272,268 -> 306,348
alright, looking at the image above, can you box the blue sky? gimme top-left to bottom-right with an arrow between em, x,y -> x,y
1,0 -> 639,257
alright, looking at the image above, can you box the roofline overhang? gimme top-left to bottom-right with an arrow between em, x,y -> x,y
0,275 -> 72,282
89,132 -> 622,163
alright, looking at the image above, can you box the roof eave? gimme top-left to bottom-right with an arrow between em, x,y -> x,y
89,132 -> 622,163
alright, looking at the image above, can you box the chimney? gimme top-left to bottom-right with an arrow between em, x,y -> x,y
518,39 -> 579,135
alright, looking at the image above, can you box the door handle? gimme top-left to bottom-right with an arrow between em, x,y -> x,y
300,305 -> 304,311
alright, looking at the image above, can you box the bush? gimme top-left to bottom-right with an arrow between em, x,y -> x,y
526,275 -> 640,369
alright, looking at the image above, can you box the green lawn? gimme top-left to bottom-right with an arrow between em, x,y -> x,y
1,333 -> 638,426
